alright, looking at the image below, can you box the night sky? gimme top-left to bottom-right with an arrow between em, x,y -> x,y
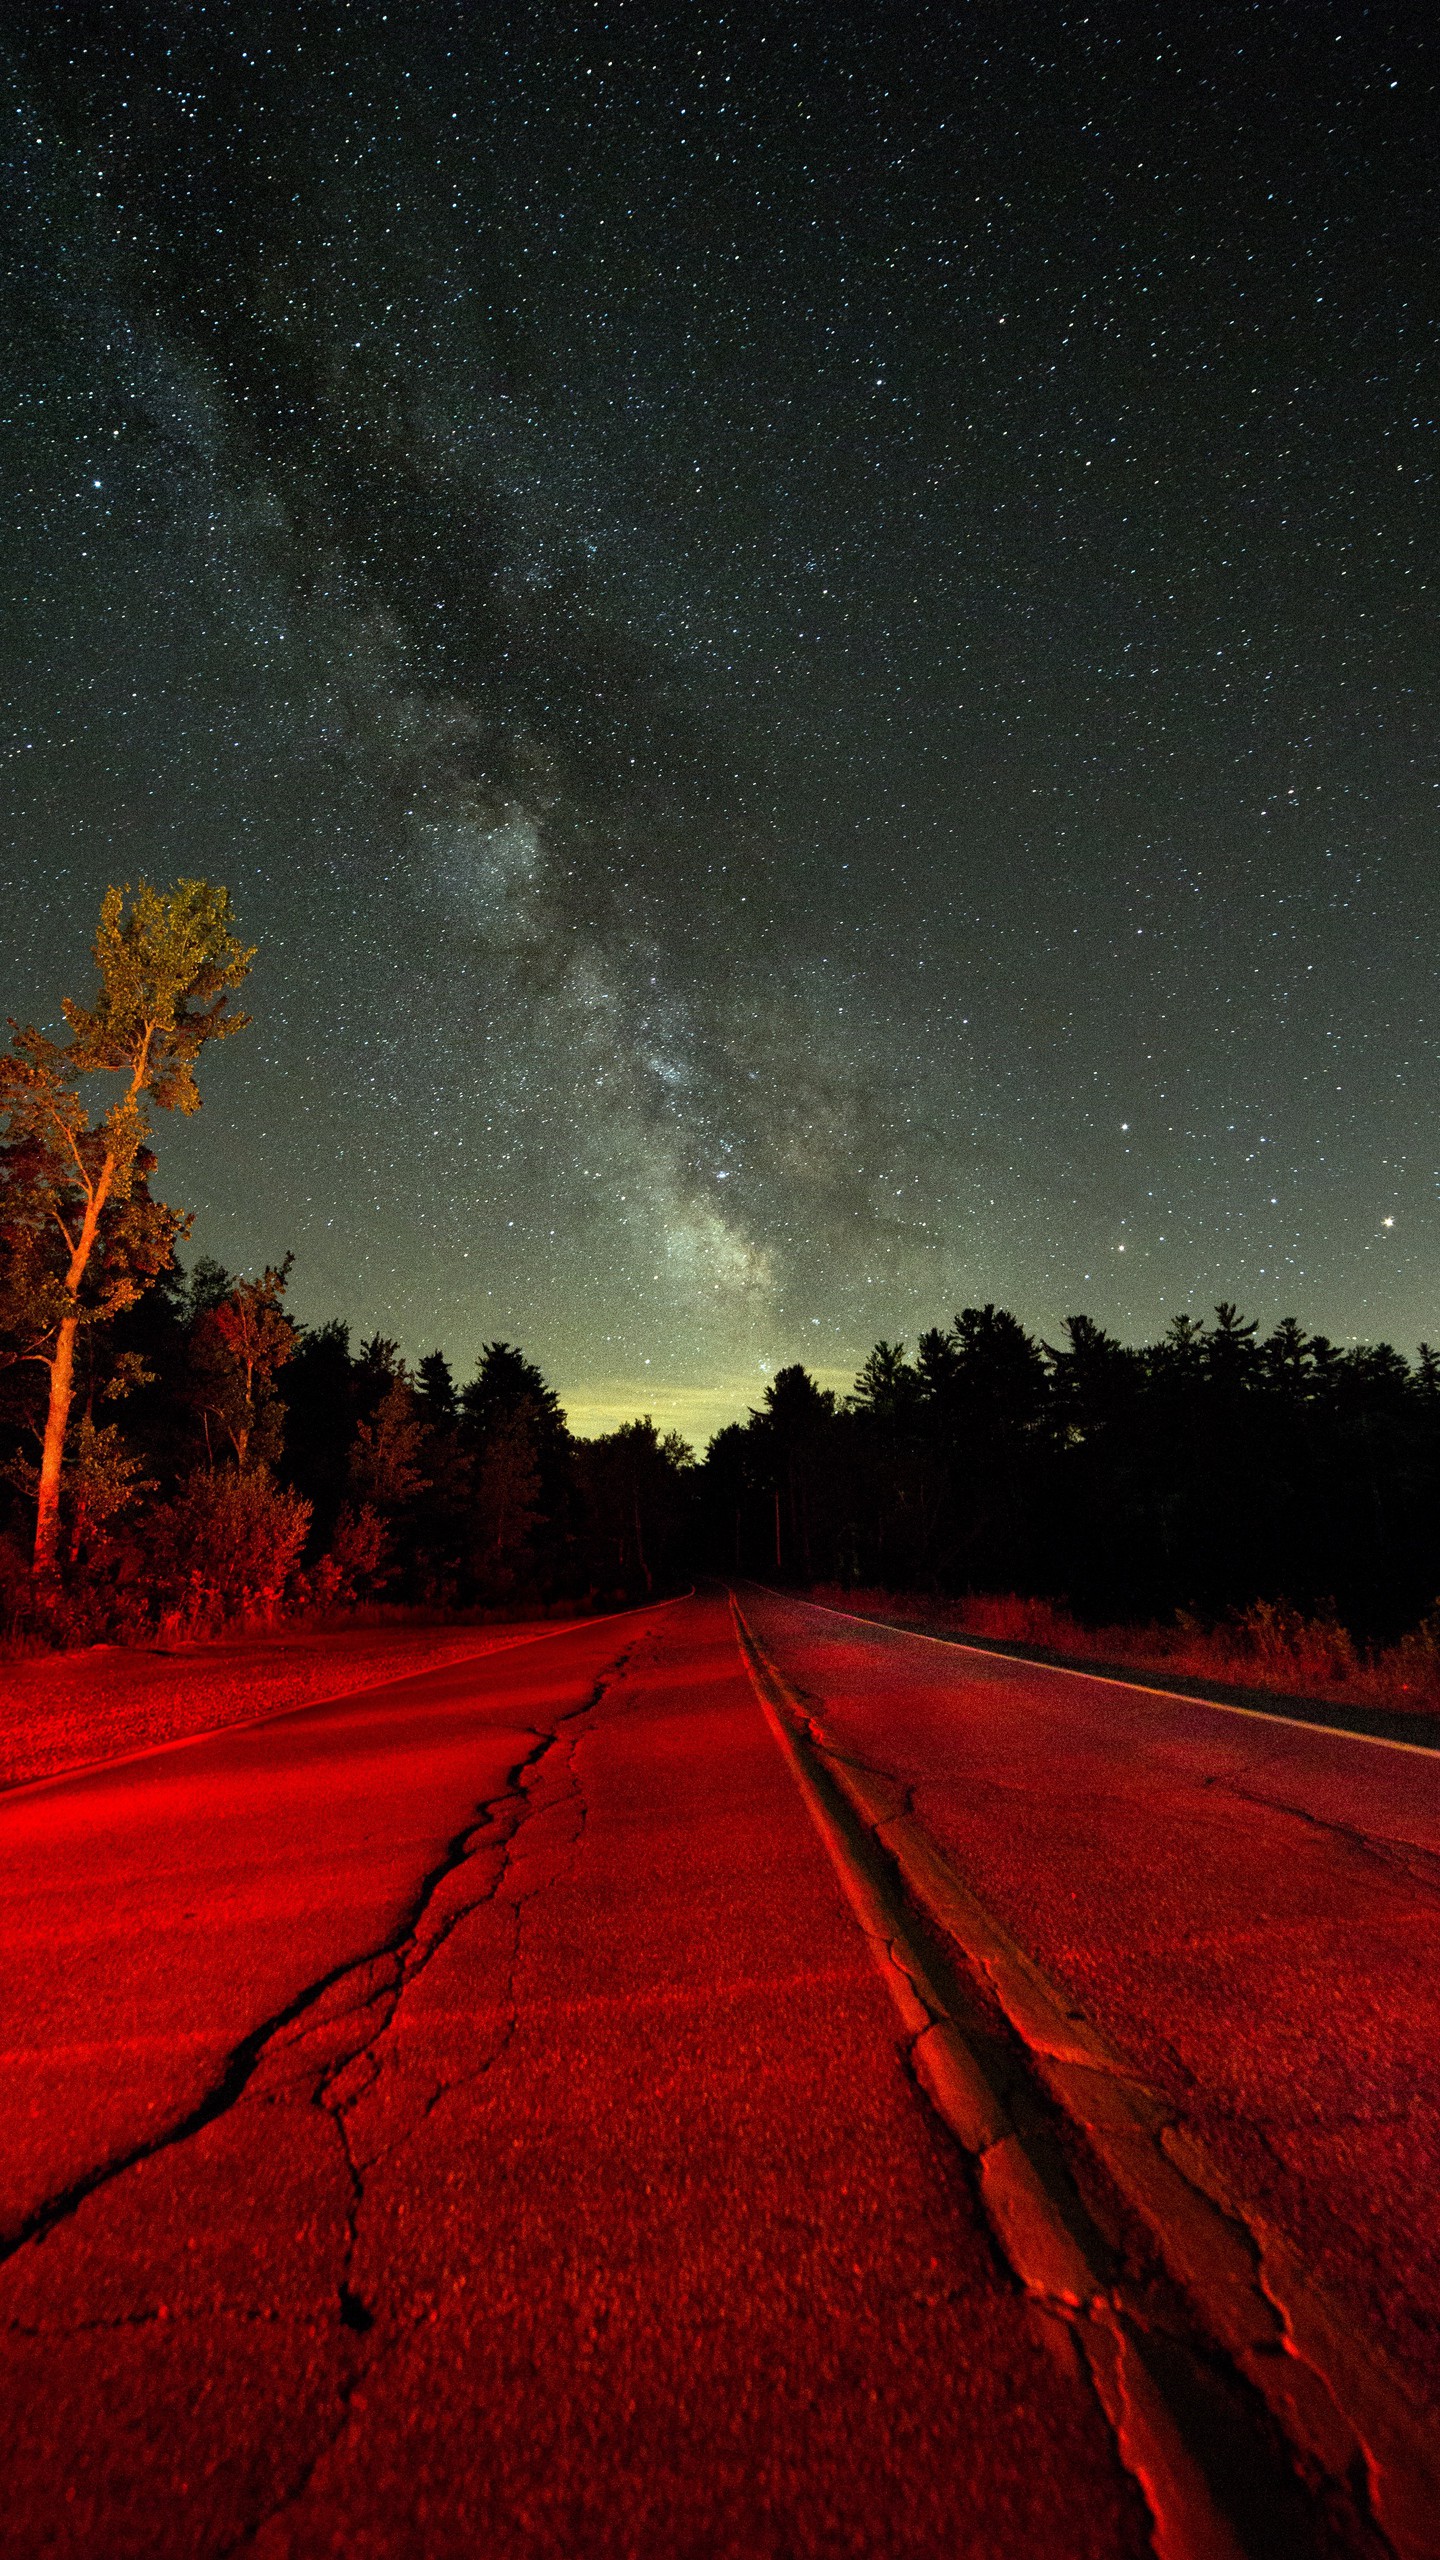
2,5 -> 1435,1442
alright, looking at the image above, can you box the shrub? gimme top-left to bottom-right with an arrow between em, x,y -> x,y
1225,1598 -> 1358,1687
308,1500 -> 391,1609
148,1465 -> 312,1635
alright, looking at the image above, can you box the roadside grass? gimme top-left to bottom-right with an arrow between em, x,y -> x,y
0,1591 -> 626,1666
806,1586 -> 1440,1719
0,1611 -> 583,1792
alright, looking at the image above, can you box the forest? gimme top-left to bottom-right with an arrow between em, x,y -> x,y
0,1250 -> 697,1639
4,1255 -> 1440,1649
3,882 -> 1438,1650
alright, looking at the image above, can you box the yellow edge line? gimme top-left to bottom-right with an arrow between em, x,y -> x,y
775,1586 -> 1440,1760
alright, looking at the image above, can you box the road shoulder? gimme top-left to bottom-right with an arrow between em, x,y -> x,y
732,1594 -> 1440,2560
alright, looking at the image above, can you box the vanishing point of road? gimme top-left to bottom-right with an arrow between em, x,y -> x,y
3,1587 -> 1438,2559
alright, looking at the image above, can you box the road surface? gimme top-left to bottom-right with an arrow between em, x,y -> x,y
742,1589 -> 1440,2421
1,1587 -> 1435,2557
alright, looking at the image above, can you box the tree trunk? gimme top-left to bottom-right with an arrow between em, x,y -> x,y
33,1316 -> 78,1574
32,1132 -> 119,1576
633,1486 -> 652,1595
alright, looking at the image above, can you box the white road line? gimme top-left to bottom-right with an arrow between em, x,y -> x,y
766,1588 -> 1440,1761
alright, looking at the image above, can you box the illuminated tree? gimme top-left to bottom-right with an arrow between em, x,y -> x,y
349,1373 -> 428,1512
191,1260 -> 298,1470
0,880 -> 252,1573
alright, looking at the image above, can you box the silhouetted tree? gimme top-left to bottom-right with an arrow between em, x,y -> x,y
930,1307 -> 1049,1588
461,1343 -> 575,1595
417,1349 -> 458,1421
576,1419 -> 694,1595
279,1319 -> 357,1549
474,1405 -> 544,1597
754,1366 -> 839,1580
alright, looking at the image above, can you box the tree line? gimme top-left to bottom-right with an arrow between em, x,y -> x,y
0,1244 -> 695,1636
0,878 -> 694,1636
3,882 -> 1436,1643
710,1311 -> 1440,1637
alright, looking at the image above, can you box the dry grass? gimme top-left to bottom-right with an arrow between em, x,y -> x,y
807,1586 -> 1440,1719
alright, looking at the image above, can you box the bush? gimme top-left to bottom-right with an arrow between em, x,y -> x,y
305,1500 -> 391,1609
148,1465 -> 312,1635
1225,1598 -> 1358,1686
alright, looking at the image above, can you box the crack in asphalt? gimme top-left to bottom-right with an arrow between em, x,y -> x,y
779,1699 -> 1210,2106
315,1686 -> 602,2293
734,1599 -> 1425,2560
0,1648 -> 629,2298
1200,1775 -> 1440,1903
210,1652 -> 622,2559
3,1646 -> 630,2560
4,2303 -> 295,2337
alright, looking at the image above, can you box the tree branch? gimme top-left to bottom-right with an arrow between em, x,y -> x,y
54,1111 -> 97,1204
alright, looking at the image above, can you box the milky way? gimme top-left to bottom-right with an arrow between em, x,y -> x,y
2,7 -> 1435,1438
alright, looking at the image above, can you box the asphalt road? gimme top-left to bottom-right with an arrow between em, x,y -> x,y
742,1587 -> 1440,2438
2,1588 -> 1434,2556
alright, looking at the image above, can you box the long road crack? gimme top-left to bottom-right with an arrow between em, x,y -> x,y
207,1652 -> 622,2558
0,1648 -> 629,2290
1194,1773 -> 1440,1902
3,1644 -> 631,2560
313,1670 -> 607,2296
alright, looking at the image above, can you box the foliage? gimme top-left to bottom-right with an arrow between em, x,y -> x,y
63,1415 -> 156,1563
349,1376 -> 428,1513
0,879 -> 252,1569
815,1586 -> 1440,1718
0,1028 -> 182,1366
6,1237 -> 1440,1664
148,1465 -> 311,1634
697,1305 -> 1440,1640
188,1259 -> 298,1470
311,1502 -> 392,1608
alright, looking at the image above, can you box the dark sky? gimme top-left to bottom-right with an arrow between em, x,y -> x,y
2,4 -> 1435,1441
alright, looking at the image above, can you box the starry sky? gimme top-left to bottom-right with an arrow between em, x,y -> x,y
1,4 -> 1435,1443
